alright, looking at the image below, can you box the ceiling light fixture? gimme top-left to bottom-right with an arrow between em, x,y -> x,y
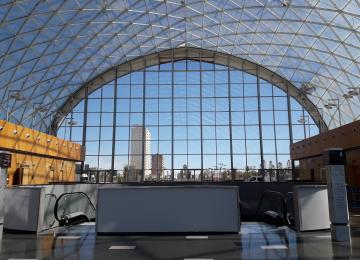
9,92 -> 25,101
297,118 -> 306,124
343,93 -> 352,99
324,103 -> 336,109
347,87 -> 359,97
282,0 -> 291,7
67,120 -> 78,126
300,83 -> 316,94
34,105 -> 48,113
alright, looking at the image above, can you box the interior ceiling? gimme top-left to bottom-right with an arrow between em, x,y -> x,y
0,0 -> 359,132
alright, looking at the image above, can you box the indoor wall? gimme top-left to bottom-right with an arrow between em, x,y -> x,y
0,120 -> 83,185
7,153 -> 76,185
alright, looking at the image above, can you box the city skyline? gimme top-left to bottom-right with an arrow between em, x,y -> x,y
86,124 -> 293,174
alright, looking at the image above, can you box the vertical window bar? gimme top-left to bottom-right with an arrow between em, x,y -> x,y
186,59 -> 189,177
141,62 -> 146,182
227,61 -> 234,180
256,68 -> 265,180
271,81 -> 279,181
242,64 -> 248,174
97,85 -> 104,182
286,84 -> 295,179
127,64 -> 133,182
157,55 -> 160,181
80,86 -> 88,177
111,68 -> 118,179
200,55 -> 204,181
171,50 -> 175,182
213,63 -> 218,178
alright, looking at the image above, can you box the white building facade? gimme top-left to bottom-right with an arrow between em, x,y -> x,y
129,125 -> 152,180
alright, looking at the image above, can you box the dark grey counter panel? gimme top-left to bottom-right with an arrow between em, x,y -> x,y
96,186 -> 240,233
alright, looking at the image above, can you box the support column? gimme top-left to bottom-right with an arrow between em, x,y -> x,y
324,148 -> 350,242
0,151 -> 11,240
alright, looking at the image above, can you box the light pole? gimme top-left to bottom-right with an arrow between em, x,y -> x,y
65,114 -> 77,141
309,107 -> 325,133
6,90 -> 47,130
317,107 -> 325,133
31,103 -> 47,129
325,98 -> 341,126
6,91 -> 25,121
50,111 -> 67,135
218,163 -> 227,181
298,115 -> 310,139
212,165 -> 217,181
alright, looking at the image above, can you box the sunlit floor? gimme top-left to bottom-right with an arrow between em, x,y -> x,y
1,214 -> 360,260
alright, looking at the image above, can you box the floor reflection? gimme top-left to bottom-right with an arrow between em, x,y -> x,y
0,221 -> 359,260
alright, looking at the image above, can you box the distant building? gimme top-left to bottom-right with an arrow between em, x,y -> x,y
179,164 -> 191,181
151,154 -> 164,179
129,125 -> 151,181
123,165 -> 141,182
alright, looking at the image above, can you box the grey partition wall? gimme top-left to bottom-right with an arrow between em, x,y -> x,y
96,186 -> 240,234
293,185 -> 331,231
4,183 -> 113,233
4,187 -> 45,233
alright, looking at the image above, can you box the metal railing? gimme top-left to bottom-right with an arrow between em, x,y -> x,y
54,192 -> 96,226
43,194 -> 57,230
255,190 -> 287,226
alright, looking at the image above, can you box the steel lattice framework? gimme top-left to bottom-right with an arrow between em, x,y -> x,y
0,0 -> 359,132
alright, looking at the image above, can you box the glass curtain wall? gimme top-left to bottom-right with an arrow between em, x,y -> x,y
57,60 -> 319,182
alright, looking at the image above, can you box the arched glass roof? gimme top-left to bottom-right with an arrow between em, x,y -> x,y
0,0 -> 359,131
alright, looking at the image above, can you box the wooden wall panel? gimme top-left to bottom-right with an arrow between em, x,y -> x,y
0,120 -> 83,185
0,120 -> 83,161
291,120 -> 360,188
7,153 -> 76,185
291,120 -> 360,160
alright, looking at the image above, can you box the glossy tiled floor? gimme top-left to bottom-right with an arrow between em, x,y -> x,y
1,214 -> 360,260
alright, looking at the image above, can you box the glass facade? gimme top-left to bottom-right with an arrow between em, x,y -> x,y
58,60 -> 319,182
2,1 -> 359,131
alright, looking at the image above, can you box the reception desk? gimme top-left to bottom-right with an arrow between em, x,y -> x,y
96,186 -> 240,234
